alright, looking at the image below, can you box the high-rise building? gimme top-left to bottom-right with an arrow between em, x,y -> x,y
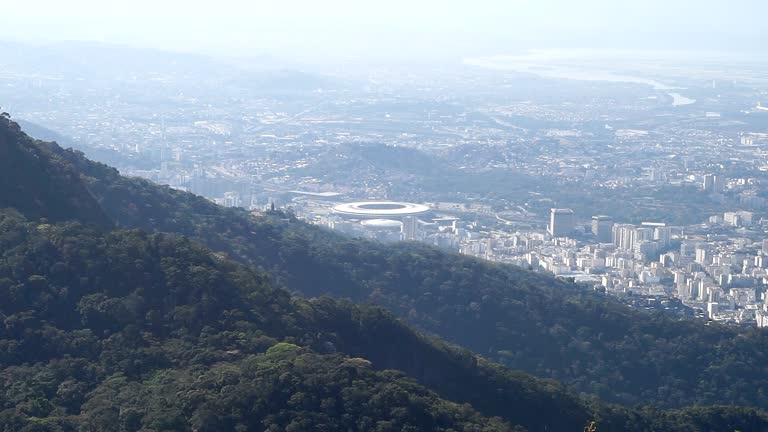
703,174 -> 725,193
654,227 -> 671,247
548,208 -> 575,237
223,191 -> 242,208
613,224 -> 636,251
714,176 -> 725,192
634,240 -> 659,261
641,222 -> 671,248
402,216 -> 419,241
707,302 -> 720,318
703,174 -> 715,192
695,247 -> 710,265
634,227 -> 654,243
724,211 -> 754,227
591,215 -> 613,243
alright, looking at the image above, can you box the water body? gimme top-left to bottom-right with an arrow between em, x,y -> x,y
465,53 -> 697,106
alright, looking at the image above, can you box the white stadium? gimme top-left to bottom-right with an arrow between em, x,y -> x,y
332,201 -> 431,219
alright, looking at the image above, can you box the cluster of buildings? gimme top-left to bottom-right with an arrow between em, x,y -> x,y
460,205 -> 768,327
284,193 -> 768,327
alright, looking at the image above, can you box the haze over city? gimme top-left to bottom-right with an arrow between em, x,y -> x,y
2,1 -> 768,431
1,0 -> 765,60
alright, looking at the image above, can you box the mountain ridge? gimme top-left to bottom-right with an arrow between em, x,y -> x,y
2,114 -> 768,431
43,137 -> 768,409
0,115 -> 111,228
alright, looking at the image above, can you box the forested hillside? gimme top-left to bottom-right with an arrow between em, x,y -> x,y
0,114 -> 110,227
1,208 -> 767,432
231,218 -> 768,408
15,112 -> 766,408
3,115 -> 768,431
0,211 -> 520,431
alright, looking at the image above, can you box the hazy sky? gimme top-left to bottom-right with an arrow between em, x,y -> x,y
0,0 -> 765,60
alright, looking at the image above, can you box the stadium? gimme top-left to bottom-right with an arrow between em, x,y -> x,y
332,201 -> 431,220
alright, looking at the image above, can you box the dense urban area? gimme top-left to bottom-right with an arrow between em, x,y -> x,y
3,42 -> 768,326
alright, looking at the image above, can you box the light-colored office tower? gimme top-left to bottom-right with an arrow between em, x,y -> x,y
548,208 -> 575,237
724,211 -> 753,227
634,227 -> 654,243
695,247 -> 710,265
402,216 -> 419,241
591,215 -> 613,243
223,191 -> 242,208
641,222 -> 671,248
613,224 -> 636,251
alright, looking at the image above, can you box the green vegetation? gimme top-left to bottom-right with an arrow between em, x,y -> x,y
6,114 -> 768,409
44,143 -> 764,409
0,211 -> 519,431
0,114 -> 110,227
1,207 -> 767,431
238,219 -> 768,408
3,115 -> 768,431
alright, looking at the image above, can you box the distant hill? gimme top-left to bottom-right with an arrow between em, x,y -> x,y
3,114 -> 768,431
14,119 -> 75,147
14,118 -> 150,170
0,41 -> 233,80
287,142 -> 444,183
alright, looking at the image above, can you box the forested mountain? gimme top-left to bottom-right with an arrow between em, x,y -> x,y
229,219 -> 768,408
0,211 -> 520,431
3,114 -> 768,431
0,116 -> 110,228
0,197 -> 766,432
6,114 -> 767,410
